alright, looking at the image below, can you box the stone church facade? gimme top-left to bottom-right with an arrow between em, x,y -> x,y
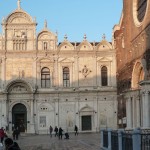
0,1 -> 117,134
114,0 -> 150,129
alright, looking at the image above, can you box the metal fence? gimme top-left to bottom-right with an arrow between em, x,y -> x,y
122,132 -> 133,150
103,130 -> 108,148
111,130 -> 119,150
101,128 -> 150,150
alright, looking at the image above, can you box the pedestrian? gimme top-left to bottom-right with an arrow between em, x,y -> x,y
4,138 -> 21,150
0,127 -> 5,144
12,127 -> 20,140
12,129 -> 16,140
49,126 -> 53,137
74,125 -> 78,136
54,126 -> 58,137
58,127 -> 63,140
64,132 -> 69,139
15,127 -> 20,140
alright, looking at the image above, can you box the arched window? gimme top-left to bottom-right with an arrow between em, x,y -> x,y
44,42 -> 48,50
101,66 -> 108,86
41,67 -> 50,88
63,67 -> 70,87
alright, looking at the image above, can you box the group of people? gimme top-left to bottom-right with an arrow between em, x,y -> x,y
49,126 -> 64,139
0,127 -> 21,150
49,125 -> 78,140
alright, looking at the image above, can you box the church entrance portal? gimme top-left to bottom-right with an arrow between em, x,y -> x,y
12,103 -> 27,132
82,115 -> 92,131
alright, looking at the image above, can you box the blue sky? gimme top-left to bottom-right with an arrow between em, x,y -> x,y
0,0 -> 122,42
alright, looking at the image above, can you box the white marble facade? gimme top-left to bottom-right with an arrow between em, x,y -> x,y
0,2 -> 117,134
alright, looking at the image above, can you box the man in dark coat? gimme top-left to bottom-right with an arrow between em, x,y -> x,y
58,127 -> 63,139
74,125 -> 78,136
54,126 -> 58,137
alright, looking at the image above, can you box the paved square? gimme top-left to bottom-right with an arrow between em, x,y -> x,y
15,133 -> 100,150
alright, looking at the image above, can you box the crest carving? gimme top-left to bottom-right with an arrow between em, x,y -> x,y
79,65 -> 92,78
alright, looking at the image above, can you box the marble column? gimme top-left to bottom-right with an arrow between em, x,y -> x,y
75,98 -> 79,127
33,58 -> 37,86
126,97 -> 132,129
1,57 -> 6,89
33,98 -> 37,133
30,98 -> 35,133
37,62 -> 41,88
93,56 -> 97,86
136,98 -> 141,127
74,56 -> 79,87
54,98 -> 59,127
142,91 -> 150,128
54,57 -> 58,87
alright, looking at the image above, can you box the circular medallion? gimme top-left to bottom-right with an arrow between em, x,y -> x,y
133,0 -> 148,27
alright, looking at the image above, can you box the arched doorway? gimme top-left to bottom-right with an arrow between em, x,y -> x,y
12,103 -> 27,132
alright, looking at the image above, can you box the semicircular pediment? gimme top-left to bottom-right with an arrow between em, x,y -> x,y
79,105 -> 94,112
8,83 -> 29,93
96,40 -> 112,51
58,41 -> 74,51
11,17 -> 30,24
78,41 -> 93,51
37,30 -> 56,40
6,80 -> 33,93
6,10 -> 33,24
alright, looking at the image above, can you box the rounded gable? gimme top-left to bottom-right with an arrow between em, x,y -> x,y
96,40 -> 112,51
5,9 -> 33,24
77,40 -> 93,51
58,41 -> 74,51
37,30 -> 56,40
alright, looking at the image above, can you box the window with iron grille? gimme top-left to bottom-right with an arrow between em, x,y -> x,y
137,0 -> 147,22
63,67 -> 70,87
101,66 -> 108,86
41,67 -> 50,88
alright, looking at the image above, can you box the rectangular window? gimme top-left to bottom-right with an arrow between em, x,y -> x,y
39,116 -> 46,127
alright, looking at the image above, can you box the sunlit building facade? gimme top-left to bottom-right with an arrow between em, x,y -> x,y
0,1 -> 117,133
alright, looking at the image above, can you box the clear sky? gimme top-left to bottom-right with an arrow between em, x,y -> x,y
0,0 -> 122,42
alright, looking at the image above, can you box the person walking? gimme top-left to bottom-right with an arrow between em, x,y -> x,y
12,128 -> 16,140
15,127 -> 20,140
74,125 -> 78,136
0,127 -> 5,144
12,127 -> 20,140
54,126 -> 58,137
58,127 -> 63,140
49,126 -> 53,137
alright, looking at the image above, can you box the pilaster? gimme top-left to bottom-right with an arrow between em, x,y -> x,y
142,90 -> 150,128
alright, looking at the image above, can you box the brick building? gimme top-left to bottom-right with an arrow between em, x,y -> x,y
114,0 -> 150,128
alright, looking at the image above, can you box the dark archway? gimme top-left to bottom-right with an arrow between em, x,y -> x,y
12,103 -> 27,132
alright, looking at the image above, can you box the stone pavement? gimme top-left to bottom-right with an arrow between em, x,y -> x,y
14,133 -> 100,150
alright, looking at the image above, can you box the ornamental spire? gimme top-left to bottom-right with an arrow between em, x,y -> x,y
64,34 -> 68,41
44,20 -> 47,29
83,34 -> 87,40
102,34 -> 106,40
17,0 -> 21,10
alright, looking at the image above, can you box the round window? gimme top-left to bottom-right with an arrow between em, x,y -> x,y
133,0 -> 148,26
137,0 -> 147,22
